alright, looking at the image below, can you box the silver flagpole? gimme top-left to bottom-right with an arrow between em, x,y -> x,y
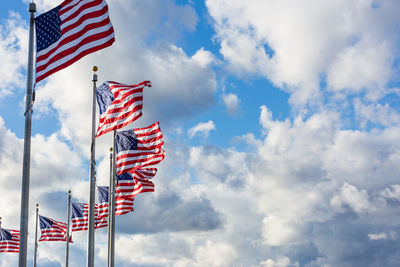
108,132 -> 116,267
66,190 -> 71,267
87,66 -> 98,267
19,2 -> 36,267
33,204 -> 39,267
107,147 -> 112,267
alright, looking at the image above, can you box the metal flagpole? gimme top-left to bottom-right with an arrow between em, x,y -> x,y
107,147 -> 112,266
108,133 -> 116,267
87,66 -> 98,267
19,2 -> 36,267
33,204 -> 39,267
66,190 -> 71,267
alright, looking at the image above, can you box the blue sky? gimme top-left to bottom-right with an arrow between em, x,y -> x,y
1,0 -> 400,266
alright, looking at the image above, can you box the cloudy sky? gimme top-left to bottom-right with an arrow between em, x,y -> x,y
1,0 -> 400,266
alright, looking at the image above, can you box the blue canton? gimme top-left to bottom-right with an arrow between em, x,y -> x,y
39,216 -> 54,229
116,130 -> 138,153
35,5 -> 62,52
96,83 -> 115,115
72,203 -> 85,218
98,186 -> 109,203
0,229 -> 12,241
117,172 -> 133,181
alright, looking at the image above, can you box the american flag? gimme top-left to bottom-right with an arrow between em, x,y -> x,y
98,185 -> 134,216
97,186 -> 109,218
35,0 -> 115,82
71,203 -> 107,232
0,228 -> 19,253
116,122 -> 165,175
39,216 -> 71,242
96,81 -> 152,138
117,168 -> 156,198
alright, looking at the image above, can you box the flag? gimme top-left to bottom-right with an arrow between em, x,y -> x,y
98,185 -> 134,216
71,203 -> 107,232
35,0 -> 115,82
0,228 -> 19,253
97,186 -> 109,218
117,168 -> 156,198
96,81 -> 152,137
116,122 -> 165,175
39,216 -> 71,242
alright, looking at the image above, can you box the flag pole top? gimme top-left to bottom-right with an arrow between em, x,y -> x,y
92,66 -> 98,82
29,2 -> 36,12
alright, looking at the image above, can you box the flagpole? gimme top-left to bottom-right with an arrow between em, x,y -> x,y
107,147 -> 112,266
19,2 -> 36,267
66,190 -> 71,267
87,66 -> 98,267
33,204 -> 39,267
108,135 -> 116,267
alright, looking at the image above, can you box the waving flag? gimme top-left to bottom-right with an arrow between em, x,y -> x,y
98,185 -> 134,216
97,186 -> 109,218
117,168 -> 156,198
0,228 -> 19,253
71,203 -> 107,232
96,81 -> 152,137
116,122 -> 165,175
39,216 -> 71,242
35,0 -> 115,82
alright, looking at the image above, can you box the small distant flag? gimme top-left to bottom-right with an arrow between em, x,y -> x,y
98,185 -> 134,216
96,81 -> 152,137
97,186 -> 109,218
117,168 -> 156,198
116,122 -> 165,175
0,228 -> 19,253
71,203 -> 88,232
71,203 -> 107,232
35,0 -> 115,82
39,216 -> 71,242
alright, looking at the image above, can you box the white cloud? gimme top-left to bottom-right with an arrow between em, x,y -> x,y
222,93 -> 240,116
380,185 -> 400,201
330,183 -> 371,214
188,120 -> 216,139
192,47 -> 217,68
261,257 -> 299,267
0,12 -> 28,98
368,233 -> 388,241
354,98 -> 400,128
206,0 -> 400,107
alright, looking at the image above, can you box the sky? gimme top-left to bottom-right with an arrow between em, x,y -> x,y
1,0 -> 400,266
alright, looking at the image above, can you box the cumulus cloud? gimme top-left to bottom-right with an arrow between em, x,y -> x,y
222,93 -> 240,116
0,12 -> 28,98
187,120 -> 216,139
206,0 -> 400,107
184,105 -> 400,266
